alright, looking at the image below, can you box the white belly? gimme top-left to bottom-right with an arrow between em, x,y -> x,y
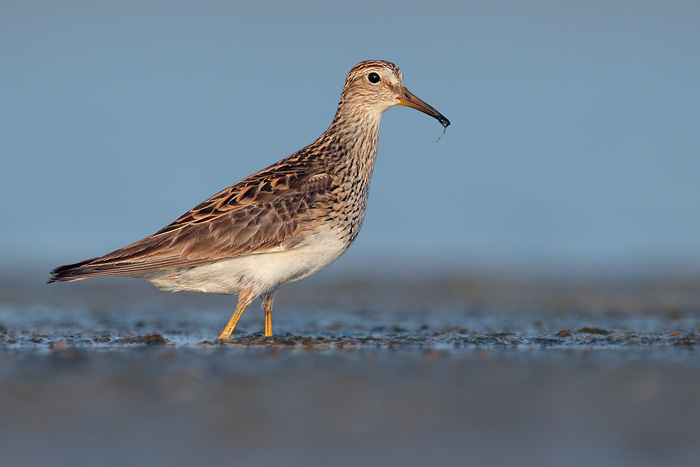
139,227 -> 348,296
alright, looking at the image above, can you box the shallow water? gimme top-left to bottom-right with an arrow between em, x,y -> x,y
1,274 -> 699,466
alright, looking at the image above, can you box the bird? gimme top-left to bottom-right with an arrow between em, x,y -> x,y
48,60 -> 450,340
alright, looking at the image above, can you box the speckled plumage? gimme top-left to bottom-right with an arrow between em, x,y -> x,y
49,60 -> 450,339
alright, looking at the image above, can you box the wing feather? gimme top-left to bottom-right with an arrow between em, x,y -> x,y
48,156 -> 333,282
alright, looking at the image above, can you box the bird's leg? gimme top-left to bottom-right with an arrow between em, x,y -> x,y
262,291 -> 275,337
218,290 -> 257,340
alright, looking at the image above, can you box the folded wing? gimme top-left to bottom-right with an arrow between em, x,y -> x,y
49,159 -> 332,282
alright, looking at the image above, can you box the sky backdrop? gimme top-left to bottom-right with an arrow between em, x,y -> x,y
2,0 -> 699,279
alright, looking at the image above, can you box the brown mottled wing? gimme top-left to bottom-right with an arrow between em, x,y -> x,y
49,158 -> 332,281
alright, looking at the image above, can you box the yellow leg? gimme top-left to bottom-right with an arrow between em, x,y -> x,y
262,292 -> 275,337
218,290 -> 257,340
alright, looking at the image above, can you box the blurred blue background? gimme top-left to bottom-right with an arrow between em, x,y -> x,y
2,0 -> 699,279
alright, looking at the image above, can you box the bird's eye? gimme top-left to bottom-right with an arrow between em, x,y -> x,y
367,72 -> 380,84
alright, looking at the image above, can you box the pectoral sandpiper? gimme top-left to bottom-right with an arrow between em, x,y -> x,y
48,60 -> 450,339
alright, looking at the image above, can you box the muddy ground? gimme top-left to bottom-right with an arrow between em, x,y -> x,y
1,272 -> 699,466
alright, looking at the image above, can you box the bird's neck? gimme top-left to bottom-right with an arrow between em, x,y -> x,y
317,104 -> 384,179
310,103 -> 384,242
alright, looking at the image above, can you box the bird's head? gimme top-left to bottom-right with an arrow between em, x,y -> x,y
339,60 -> 450,128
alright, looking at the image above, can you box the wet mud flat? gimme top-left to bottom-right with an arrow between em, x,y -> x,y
1,274 -> 700,466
